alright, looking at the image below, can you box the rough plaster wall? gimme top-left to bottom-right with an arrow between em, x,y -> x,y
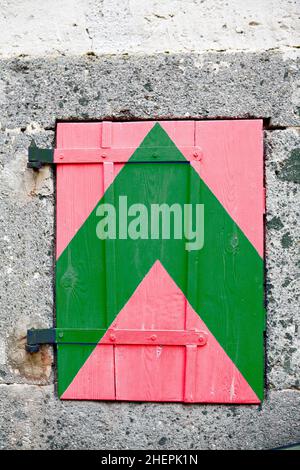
0,0 -> 299,451
0,53 -> 299,450
0,0 -> 299,57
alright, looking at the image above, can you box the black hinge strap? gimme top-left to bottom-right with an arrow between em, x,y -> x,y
26,328 -> 56,352
27,145 -> 54,169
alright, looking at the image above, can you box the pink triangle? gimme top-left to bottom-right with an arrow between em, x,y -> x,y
62,261 -> 260,403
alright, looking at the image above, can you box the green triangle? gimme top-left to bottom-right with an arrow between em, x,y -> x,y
129,123 -> 187,162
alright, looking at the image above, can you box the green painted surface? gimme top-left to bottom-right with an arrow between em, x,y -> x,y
56,124 -> 265,399
56,329 -> 108,344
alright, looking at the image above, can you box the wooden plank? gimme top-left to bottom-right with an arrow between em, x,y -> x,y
103,161 -> 117,331
184,345 -> 197,403
103,160 -> 117,397
54,146 -> 201,163
102,121 -> 112,148
184,143 -> 198,403
56,124 -> 114,398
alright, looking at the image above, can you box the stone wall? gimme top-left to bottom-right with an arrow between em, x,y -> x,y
0,1 -> 299,450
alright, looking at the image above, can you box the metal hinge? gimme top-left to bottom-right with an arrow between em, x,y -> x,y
28,144 -> 202,168
26,327 -> 208,352
27,142 -> 54,169
26,328 -> 56,352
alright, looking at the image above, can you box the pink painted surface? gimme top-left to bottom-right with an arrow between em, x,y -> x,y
56,163 -> 103,259
56,123 -> 104,258
61,345 -> 115,400
184,344 -> 198,402
56,120 -> 263,259
194,120 -> 264,257
54,146 -> 202,163
62,261 -> 260,403
103,161 -> 114,191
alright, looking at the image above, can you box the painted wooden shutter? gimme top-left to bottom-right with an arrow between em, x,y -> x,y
55,120 -> 265,403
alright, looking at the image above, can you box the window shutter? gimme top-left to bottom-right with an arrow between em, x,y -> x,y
37,120 -> 265,403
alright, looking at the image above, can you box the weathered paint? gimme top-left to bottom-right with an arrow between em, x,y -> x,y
56,121 -> 265,402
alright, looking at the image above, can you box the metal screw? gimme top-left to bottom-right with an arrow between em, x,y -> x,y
150,335 -> 157,341
152,153 -> 158,159
58,332 -> 64,338
110,334 -> 116,342
101,153 -> 107,159
59,154 -> 64,160
198,334 -> 206,345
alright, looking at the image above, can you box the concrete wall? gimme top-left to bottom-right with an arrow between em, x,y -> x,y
0,1 -> 299,450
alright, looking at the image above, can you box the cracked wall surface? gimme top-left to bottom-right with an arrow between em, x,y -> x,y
0,1 -> 299,451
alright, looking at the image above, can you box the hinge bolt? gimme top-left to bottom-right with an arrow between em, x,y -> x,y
110,334 -> 116,342
150,334 -> 157,341
198,334 -> 206,345
101,153 -> 107,159
58,332 -> 64,338
59,154 -> 64,160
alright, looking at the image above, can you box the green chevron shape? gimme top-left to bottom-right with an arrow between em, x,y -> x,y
56,123 -> 265,399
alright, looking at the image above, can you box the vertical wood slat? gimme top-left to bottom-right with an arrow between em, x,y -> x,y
184,345 -> 197,402
103,160 -> 117,398
102,121 -> 112,149
184,129 -> 198,403
103,163 -> 117,325
56,123 -> 116,399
